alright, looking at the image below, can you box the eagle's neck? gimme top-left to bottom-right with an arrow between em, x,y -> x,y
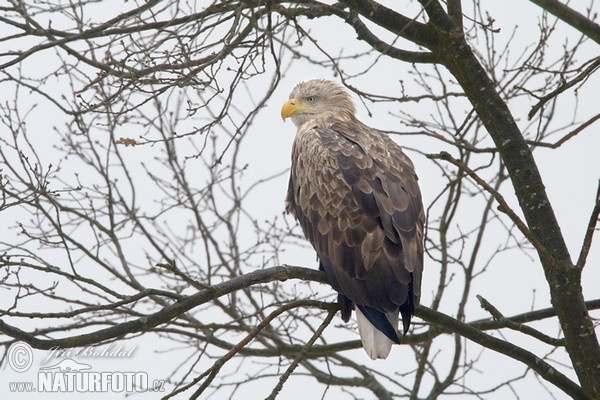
293,113 -> 357,131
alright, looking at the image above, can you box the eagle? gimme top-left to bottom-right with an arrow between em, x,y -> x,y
281,79 -> 425,359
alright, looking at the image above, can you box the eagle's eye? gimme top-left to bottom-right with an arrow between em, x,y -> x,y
307,96 -> 316,103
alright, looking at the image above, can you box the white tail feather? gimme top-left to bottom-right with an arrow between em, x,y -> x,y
355,308 -> 399,360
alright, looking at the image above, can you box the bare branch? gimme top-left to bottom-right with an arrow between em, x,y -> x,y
428,151 -> 554,266
528,56 -> 600,120
417,306 -> 590,400
0,266 -> 327,350
477,295 -> 563,346
576,180 -> 600,271
528,0 -> 600,43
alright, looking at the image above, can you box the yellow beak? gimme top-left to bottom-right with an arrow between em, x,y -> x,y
281,98 -> 312,121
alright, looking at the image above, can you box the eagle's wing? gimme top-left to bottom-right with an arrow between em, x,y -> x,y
286,120 -> 424,339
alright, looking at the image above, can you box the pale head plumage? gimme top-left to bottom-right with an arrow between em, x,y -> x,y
281,79 -> 356,127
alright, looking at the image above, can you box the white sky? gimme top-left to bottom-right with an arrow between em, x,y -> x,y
1,1 -> 599,399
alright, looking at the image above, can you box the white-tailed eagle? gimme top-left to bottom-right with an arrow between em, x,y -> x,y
281,79 -> 425,359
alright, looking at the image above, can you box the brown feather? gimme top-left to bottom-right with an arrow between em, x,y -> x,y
284,80 -> 425,356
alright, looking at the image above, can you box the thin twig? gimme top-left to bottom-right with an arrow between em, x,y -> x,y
265,309 -> 337,400
576,180 -> 600,271
528,57 -> 600,120
428,151 -> 555,266
526,113 -> 600,149
416,306 -> 589,399
183,300 -> 335,400
476,295 -> 563,346
0,266 -> 328,350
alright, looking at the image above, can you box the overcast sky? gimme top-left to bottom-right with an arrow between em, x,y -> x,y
1,1 -> 599,399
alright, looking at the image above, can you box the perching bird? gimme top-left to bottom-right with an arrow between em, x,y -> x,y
281,79 -> 425,359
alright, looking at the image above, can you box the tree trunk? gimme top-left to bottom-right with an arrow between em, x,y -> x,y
435,26 -> 600,398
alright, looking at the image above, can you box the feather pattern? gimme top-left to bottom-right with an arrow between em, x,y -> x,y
356,307 -> 398,360
283,80 -> 424,359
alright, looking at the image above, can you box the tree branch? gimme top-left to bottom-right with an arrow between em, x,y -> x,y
341,0 -> 437,49
477,295 -> 563,346
342,11 -> 438,64
264,309 -> 337,400
528,56 -> 600,120
428,151 -> 554,265
0,266 -> 328,350
528,0 -> 600,43
446,0 -> 463,28
433,18 -> 600,393
416,306 -> 590,399
576,180 -> 600,270
525,112 -> 600,148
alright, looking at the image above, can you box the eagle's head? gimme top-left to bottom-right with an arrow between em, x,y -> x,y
281,79 -> 356,127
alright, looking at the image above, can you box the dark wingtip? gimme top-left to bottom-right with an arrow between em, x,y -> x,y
400,310 -> 412,336
400,275 -> 416,335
